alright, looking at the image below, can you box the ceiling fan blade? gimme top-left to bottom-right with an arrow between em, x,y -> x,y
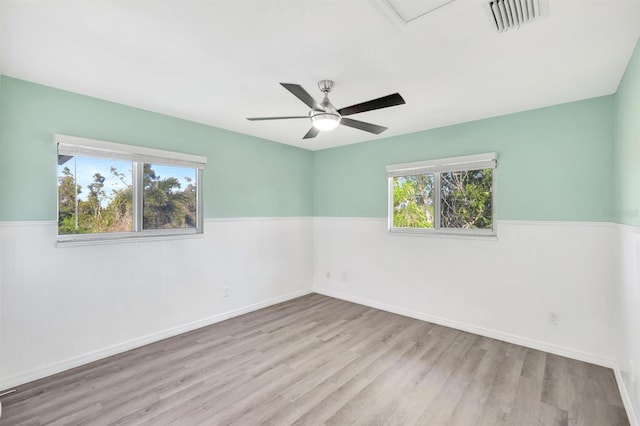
339,117 -> 388,134
303,127 -> 320,139
280,83 -> 322,111
247,116 -> 308,121
338,93 -> 405,116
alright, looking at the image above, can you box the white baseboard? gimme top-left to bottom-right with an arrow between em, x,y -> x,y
0,289 -> 311,392
314,287 -> 616,369
614,367 -> 639,426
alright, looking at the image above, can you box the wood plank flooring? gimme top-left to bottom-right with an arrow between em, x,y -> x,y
0,294 -> 629,425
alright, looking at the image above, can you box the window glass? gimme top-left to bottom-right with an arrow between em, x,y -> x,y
56,135 -> 205,243
392,174 -> 435,229
440,169 -> 493,230
57,156 -> 133,235
143,164 -> 198,230
387,153 -> 496,236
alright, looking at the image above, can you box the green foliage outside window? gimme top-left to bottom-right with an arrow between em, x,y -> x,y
57,163 -> 197,235
392,168 -> 493,230
441,169 -> 493,229
143,164 -> 197,229
58,166 -> 131,234
393,175 -> 434,228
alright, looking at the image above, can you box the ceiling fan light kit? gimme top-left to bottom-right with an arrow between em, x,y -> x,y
310,112 -> 341,131
247,79 -> 405,140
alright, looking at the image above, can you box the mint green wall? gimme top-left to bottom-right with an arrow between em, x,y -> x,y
614,38 -> 640,227
0,77 -> 313,221
313,96 -> 614,221
0,76 -> 619,223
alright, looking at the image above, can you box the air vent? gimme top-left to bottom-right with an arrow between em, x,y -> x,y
489,0 -> 541,32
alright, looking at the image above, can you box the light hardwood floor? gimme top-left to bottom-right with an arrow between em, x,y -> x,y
0,294 -> 629,425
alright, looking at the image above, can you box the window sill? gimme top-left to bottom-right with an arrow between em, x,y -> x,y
56,231 -> 204,247
388,228 -> 497,240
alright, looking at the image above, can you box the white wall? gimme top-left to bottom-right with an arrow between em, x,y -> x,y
0,218 -> 313,390
617,224 -> 640,423
313,218 -> 619,366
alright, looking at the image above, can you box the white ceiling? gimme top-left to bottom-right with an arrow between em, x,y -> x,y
2,0 -> 639,150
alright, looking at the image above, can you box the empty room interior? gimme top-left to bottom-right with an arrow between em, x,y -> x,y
1,0 -> 640,425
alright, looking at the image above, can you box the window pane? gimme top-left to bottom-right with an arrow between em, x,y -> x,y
57,156 -> 133,234
143,164 -> 197,230
392,174 -> 435,228
440,168 -> 493,229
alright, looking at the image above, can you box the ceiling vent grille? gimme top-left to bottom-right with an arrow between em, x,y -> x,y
489,0 -> 540,32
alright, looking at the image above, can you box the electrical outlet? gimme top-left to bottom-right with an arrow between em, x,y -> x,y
549,312 -> 559,326
224,287 -> 230,298
326,272 -> 331,279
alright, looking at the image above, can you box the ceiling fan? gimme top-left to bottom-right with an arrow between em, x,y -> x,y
247,80 -> 406,139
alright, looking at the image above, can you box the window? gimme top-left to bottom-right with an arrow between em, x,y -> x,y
56,134 -> 206,243
387,153 -> 496,236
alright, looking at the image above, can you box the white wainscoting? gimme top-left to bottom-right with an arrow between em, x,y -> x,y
2,217 -> 637,422
313,218 -> 619,367
0,218 -> 313,391
616,224 -> 640,425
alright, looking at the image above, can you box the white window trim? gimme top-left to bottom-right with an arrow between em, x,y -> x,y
56,134 -> 206,244
387,153 -> 497,237
386,152 -> 496,176
56,134 -> 207,169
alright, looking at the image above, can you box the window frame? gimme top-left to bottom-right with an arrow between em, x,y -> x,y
56,134 -> 206,244
387,153 -> 497,237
